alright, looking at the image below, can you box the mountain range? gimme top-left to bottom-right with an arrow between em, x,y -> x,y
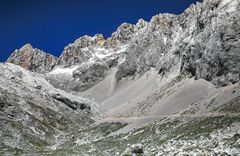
1,0 -> 240,155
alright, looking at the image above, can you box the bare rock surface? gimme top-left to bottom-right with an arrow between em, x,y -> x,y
7,44 -> 58,73
0,63 -> 93,151
116,0 -> 240,87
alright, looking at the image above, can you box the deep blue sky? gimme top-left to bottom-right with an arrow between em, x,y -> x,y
0,0 -> 202,62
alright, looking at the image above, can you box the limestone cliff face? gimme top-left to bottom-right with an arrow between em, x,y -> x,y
7,44 -> 57,73
58,34 -> 106,67
116,0 -> 240,87
57,23 -> 135,67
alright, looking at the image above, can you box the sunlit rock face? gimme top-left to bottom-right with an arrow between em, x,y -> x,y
116,0 -> 240,87
57,22 -> 135,67
7,44 -> 58,73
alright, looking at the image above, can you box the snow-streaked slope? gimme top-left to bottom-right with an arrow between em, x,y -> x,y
45,43 -> 128,92
47,45 -> 128,78
93,45 -> 128,60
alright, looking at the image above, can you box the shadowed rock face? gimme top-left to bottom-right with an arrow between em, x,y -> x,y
52,94 -> 91,112
7,44 -> 58,73
72,62 -> 108,91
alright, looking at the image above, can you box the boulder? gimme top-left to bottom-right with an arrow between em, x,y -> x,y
130,144 -> 144,154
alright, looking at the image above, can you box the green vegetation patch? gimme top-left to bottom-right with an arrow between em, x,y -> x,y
173,116 -> 240,140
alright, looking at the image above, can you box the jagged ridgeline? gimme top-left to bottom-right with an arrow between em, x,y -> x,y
1,0 -> 240,155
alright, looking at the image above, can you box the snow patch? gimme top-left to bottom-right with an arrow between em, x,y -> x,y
94,45 -> 128,60
48,65 -> 79,75
163,37 -> 167,45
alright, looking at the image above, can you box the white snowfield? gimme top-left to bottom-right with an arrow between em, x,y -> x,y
48,65 -> 79,76
94,45 -> 128,59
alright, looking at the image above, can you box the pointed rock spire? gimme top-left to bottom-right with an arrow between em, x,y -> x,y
19,43 -> 34,51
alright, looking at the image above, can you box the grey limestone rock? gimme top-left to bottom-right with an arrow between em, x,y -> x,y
58,34 -> 107,66
109,23 -> 135,46
72,62 -> 108,91
52,94 -> 91,111
130,144 -> 144,154
0,63 -> 93,150
116,0 -> 240,87
58,23 -> 134,67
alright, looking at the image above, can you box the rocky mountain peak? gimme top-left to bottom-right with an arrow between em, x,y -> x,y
72,34 -> 106,48
57,23 -> 134,67
93,34 -> 107,46
7,44 -> 58,73
135,19 -> 148,31
109,22 -> 135,45
19,43 -> 34,51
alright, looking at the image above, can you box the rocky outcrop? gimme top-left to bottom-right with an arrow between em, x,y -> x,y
58,34 -> 107,66
58,23 -> 135,67
109,23 -> 135,46
179,0 -> 240,86
7,44 -> 58,73
72,62 -> 108,91
52,94 -> 91,112
115,13 -> 180,80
